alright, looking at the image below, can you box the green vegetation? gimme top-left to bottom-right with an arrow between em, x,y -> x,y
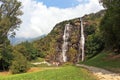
81,0 -> 120,73
81,51 -> 120,73
0,66 -> 96,80
99,0 -> 120,52
0,0 -> 22,71
31,57 -> 44,63
84,10 -> 105,59
14,41 -> 40,61
0,0 -> 120,77
85,33 -> 104,58
10,50 -> 29,74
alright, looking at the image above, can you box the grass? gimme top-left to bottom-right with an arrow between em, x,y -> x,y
81,51 -> 120,73
0,66 -> 96,80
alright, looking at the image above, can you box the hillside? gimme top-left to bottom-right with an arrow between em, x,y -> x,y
81,51 -> 120,73
0,1 -> 120,80
33,10 -> 105,63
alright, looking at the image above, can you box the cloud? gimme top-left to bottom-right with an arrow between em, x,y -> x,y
16,0 -> 103,38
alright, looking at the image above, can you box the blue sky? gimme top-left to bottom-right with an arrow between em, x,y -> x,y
36,0 -> 89,8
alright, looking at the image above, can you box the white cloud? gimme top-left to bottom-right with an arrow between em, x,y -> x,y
16,0 -> 103,38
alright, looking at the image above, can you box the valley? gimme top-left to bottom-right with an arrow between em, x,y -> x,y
0,0 -> 120,80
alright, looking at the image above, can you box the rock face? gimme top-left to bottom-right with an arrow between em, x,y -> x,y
34,10 -> 105,63
47,18 -> 83,63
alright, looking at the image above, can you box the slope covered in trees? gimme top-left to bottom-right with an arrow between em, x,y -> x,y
99,0 -> 120,52
81,0 -> 120,73
32,10 -> 105,63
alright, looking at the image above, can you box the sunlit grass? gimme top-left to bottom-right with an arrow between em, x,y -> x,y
0,66 -> 96,80
81,51 -> 120,73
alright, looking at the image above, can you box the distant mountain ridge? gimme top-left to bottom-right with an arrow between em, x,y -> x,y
9,34 -> 46,45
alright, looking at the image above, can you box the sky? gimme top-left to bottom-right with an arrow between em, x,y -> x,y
36,0 -> 89,8
16,0 -> 104,38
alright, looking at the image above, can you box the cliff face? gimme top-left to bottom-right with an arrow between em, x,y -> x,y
33,10 -> 105,63
46,18 -> 82,63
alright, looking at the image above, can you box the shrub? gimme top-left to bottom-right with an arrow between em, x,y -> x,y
85,33 -> 104,59
10,50 -> 30,74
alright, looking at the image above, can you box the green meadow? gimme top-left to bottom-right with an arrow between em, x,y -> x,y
0,66 -> 96,80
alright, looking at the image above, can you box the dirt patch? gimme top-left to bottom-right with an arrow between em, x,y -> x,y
111,54 -> 120,60
103,54 -> 120,61
0,71 -> 11,76
27,67 -> 60,73
27,67 -> 42,73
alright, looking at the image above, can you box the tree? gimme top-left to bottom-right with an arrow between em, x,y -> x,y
0,0 -> 22,38
0,44 -> 13,70
84,25 -> 96,36
0,0 -> 22,70
15,41 -> 38,61
99,0 -> 120,52
10,50 -> 29,74
85,33 -> 104,59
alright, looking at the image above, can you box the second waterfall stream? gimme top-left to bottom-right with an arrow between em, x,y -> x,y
80,18 -> 85,61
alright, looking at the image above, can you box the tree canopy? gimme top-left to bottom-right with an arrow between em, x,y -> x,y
99,0 -> 120,52
0,0 -> 22,70
0,0 -> 22,38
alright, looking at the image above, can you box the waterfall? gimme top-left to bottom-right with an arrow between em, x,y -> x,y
62,24 -> 70,62
79,18 -> 85,62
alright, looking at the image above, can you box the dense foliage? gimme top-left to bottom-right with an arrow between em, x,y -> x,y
83,12 -> 105,59
14,41 -> 39,61
99,0 -> 120,53
0,0 -> 22,71
85,33 -> 104,58
10,50 -> 29,74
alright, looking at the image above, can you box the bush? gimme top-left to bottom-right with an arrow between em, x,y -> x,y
10,50 -> 30,74
85,33 -> 104,59
84,25 -> 96,36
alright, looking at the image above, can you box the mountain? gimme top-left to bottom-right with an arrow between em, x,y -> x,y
32,10 -> 105,63
9,34 -> 46,45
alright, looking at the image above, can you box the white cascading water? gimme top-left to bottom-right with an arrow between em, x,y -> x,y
80,18 -> 85,61
62,24 -> 70,62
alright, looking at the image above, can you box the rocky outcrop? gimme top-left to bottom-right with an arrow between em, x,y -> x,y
34,10 -> 105,63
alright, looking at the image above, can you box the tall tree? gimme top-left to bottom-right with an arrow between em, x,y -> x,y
99,0 -> 120,52
0,0 -> 22,70
0,0 -> 22,38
